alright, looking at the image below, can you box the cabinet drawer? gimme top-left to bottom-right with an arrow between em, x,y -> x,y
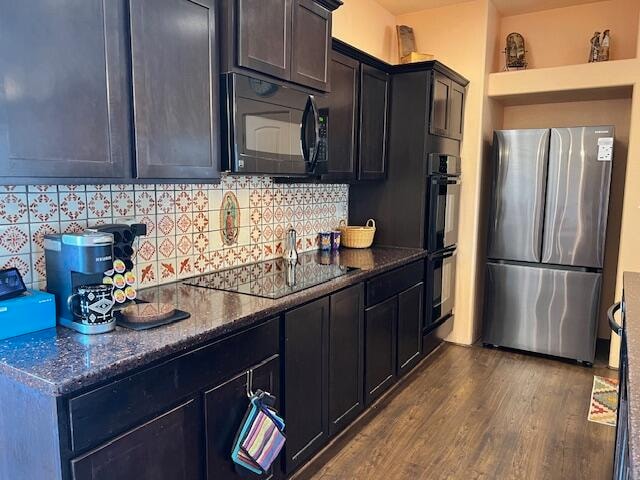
71,398 -> 202,480
68,318 -> 279,453
366,261 -> 424,307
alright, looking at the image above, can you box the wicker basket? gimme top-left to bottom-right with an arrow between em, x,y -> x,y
338,219 -> 376,249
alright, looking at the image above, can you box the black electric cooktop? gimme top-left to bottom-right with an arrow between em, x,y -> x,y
184,251 -> 356,299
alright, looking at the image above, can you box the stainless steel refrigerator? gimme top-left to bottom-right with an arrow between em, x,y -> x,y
483,126 -> 614,364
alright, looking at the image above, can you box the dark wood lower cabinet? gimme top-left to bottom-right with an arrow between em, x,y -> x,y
364,296 -> 398,405
397,282 -> 424,377
328,284 -> 364,436
204,355 -> 282,480
4,272 -> 432,479
71,398 -> 203,480
284,297 -> 330,474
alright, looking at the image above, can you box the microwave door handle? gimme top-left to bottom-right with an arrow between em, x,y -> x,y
308,95 -> 321,172
301,98 -> 311,164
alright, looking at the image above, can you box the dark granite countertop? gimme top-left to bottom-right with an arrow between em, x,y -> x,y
0,246 -> 426,397
624,272 -> 640,478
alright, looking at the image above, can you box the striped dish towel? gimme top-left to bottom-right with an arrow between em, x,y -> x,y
232,392 -> 286,475
240,407 -> 286,471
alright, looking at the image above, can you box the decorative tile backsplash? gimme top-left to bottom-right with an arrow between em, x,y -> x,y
0,177 -> 349,290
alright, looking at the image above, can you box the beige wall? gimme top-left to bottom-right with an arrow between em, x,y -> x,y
332,0 -> 398,63
476,1 -> 504,341
398,0 -> 494,344
494,0 -> 640,71
501,98 -> 632,339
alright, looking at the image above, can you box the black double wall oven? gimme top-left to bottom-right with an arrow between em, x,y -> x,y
221,73 -> 327,176
424,154 -> 460,332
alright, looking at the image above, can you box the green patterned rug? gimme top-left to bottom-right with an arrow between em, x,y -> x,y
588,375 -> 619,427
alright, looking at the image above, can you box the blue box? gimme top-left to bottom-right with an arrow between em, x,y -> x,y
0,290 -> 56,340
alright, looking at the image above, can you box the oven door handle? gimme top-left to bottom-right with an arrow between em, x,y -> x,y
434,251 -> 456,260
433,177 -> 461,185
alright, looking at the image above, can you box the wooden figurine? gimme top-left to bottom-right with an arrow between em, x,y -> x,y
589,31 -> 601,62
599,30 -> 611,61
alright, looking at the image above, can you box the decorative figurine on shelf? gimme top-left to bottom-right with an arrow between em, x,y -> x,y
599,29 -> 611,61
503,32 -> 527,70
589,31 -> 601,62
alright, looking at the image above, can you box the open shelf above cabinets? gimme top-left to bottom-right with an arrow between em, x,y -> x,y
487,59 -> 637,106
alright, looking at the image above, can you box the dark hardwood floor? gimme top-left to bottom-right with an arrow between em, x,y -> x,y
294,344 -> 616,480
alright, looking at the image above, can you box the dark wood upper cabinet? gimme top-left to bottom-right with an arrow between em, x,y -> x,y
397,282 -> 424,377
237,0 -> 292,81
317,51 -> 359,181
71,399 -> 203,480
291,0 -> 331,92
204,355 -> 282,480
284,297 -> 330,474
130,0 -> 220,180
358,64 -> 390,181
429,71 -> 466,140
328,284 -> 364,436
0,0 -> 131,182
449,82 -> 466,140
364,296 -> 397,405
430,72 -> 451,137
223,0 -> 338,92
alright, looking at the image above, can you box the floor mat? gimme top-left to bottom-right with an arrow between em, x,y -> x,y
588,375 -> 619,427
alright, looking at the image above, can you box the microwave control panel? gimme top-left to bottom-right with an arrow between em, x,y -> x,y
316,110 -> 328,165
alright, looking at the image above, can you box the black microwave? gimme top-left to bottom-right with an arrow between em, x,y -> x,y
221,73 -> 327,176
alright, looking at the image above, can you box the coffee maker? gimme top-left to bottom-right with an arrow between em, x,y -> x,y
44,231 -> 115,334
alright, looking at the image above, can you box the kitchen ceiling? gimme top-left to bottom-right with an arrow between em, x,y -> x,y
376,0 -> 604,16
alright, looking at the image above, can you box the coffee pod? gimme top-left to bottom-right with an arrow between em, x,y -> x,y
125,271 -> 136,286
114,259 -> 126,274
113,289 -> 127,304
113,274 -> 126,289
125,286 -> 137,301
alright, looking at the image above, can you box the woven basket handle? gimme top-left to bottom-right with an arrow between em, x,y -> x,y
366,219 -> 376,228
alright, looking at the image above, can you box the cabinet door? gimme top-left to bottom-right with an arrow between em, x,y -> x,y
328,284 -> 364,436
237,0 -> 292,81
364,296 -> 397,405
449,82 -> 465,140
0,0 -> 130,181
284,297 -> 329,474
429,72 -> 452,138
130,0 -> 220,179
204,355 -> 282,480
291,0 -> 331,91
317,51 -> 359,181
359,65 -> 390,180
397,283 -> 424,377
71,399 -> 202,480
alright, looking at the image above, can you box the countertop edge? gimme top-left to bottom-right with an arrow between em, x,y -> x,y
623,271 -> 640,479
0,248 -> 428,397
